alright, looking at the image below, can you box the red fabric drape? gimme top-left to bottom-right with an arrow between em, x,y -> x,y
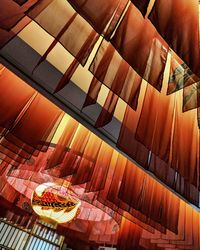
0,67 -> 63,162
82,77 -> 101,108
5,94 -> 63,154
0,68 -> 35,137
85,142 -> 113,192
86,40 -> 142,128
118,160 -> 179,233
117,105 -> 149,167
67,0 -> 129,38
95,91 -> 118,128
88,41 -> 142,111
28,0 -> 99,75
0,0 -> 38,31
0,0 -> 45,48
111,4 -> 168,91
28,0 -> 99,72
71,133 -> 102,185
149,0 -> 200,78
97,155 -> 166,234
136,84 -> 175,162
54,29 -> 98,93
46,119 -> 79,168
117,88 -> 199,205
53,59 -> 80,93
117,217 -> 142,250
171,95 -> 199,187
198,108 -> 200,128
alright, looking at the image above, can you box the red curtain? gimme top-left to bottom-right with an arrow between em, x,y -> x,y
198,108 -> 200,128
0,0 -> 38,31
53,29 -> 98,93
95,91 -> 119,128
67,0 -> 129,38
85,40 -> 142,127
0,68 -> 35,137
136,84 -> 175,162
0,67 -> 63,162
149,0 -> 200,78
0,0 -> 44,48
29,0 -> 99,72
111,4 -> 168,91
171,96 -> 199,187
117,105 -> 149,167
88,41 -> 142,110
117,217 -> 142,250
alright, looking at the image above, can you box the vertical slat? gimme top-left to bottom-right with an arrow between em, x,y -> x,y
0,225 -> 12,245
8,227 -> 19,248
44,242 -> 51,250
42,240 -> 47,250
45,227 -> 50,241
3,226 -> 15,247
0,224 -> 8,243
52,231 -> 58,243
36,238 -> 43,250
15,230 -> 27,250
33,237 -> 41,250
41,226 -> 48,240
0,220 -> 65,250
12,229 -> 23,249
21,233 -> 30,249
25,235 -> 34,250
0,221 -> 5,231
18,232 -> 29,250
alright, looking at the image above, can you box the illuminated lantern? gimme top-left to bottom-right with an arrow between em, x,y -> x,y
31,182 -> 81,224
